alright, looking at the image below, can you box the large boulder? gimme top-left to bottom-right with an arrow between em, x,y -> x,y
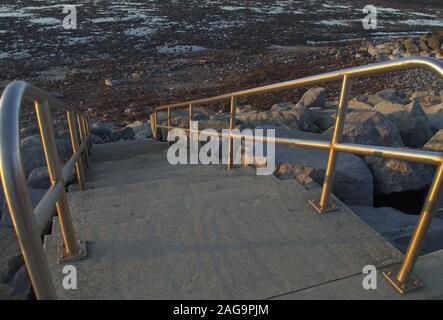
350,206 -> 443,254
423,103 -> 443,129
242,106 -> 320,132
374,100 -> 432,148
0,228 -> 29,300
424,129 -> 443,152
126,121 -> 152,139
1,188 -> 47,228
366,88 -> 409,106
310,109 -> 336,131
296,87 -> 327,108
326,110 -> 433,195
20,135 -> 72,178
273,129 -> 373,206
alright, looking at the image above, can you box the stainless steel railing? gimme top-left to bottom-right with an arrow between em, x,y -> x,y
0,81 -> 91,300
154,57 -> 443,294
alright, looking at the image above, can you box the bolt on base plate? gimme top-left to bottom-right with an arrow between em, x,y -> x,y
383,269 -> 423,294
309,198 -> 339,214
58,240 -> 87,264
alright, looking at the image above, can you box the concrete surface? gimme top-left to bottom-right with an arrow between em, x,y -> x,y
43,139 -> 443,299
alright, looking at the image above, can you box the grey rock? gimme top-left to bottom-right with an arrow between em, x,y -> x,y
403,39 -> 420,55
310,109 -> 336,131
328,110 -> 432,195
241,107 -> 320,133
274,129 -> 373,206
424,129 -> 443,152
0,228 -> 22,285
20,136 -> 72,178
423,103 -> 443,129
111,127 -> 135,141
350,206 -> 443,254
1,188 -> 47,228
27,167 -> 50,190
126,121 -> 153,139
90,125 -> 112,140
296,87 -> 327,108
367,88 -> 409,106
91,134 -> 104,144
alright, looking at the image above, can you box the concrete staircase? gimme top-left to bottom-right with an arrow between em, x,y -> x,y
43,139 -> 437,299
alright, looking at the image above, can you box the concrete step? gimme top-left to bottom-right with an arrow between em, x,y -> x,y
44,190 -> 402,299
72,167 -> 257,201
54,178 -> 307,233
91,140 -> 167,161
87,153 -> 169,173
69,174 -> 287,214
84,165 -> 254,189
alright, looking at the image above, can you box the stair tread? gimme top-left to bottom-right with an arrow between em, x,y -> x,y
44,190 -> 402,300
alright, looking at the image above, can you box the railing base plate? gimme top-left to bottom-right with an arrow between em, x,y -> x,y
309,199 -> 339,214
383,269 -> 423,294
58,240 -> 88,264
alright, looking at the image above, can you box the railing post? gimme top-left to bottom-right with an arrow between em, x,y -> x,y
310,75 -> 352,213
77,113 -> 89,168
168,107 -> 171,142
84,116 -> 92,152
35,100 -> 86,263
153,109 -> 158,141
384,160 -> 443,293
227,96 -> 237,170
67,111 -> 86,191
189,103 -> 193,130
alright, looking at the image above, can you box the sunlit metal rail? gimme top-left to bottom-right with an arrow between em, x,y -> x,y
0,81 -> 92,300
154,57 -> 443,294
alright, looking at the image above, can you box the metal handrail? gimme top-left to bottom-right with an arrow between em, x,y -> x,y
0,81 -> 91,300
154,57 -> 443,294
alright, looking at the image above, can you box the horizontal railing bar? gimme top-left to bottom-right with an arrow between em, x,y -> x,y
157,57 -> 443,110
335,143 -> 442,165
61,139 -> 88,184
34,182 -> 64,235
162,125 -> 443,165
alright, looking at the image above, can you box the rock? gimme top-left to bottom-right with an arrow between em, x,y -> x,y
270,102 -> 293,112
349,206 -> 443,254
1,188 -> 47,228
328,109 -> 403,147
423,103 -> 443,129
426,32 -> 442,51
91,134 -> 104,144
348,99 -> 373,110
111,127 -> 134,141
327,110 -> 433,195
0,228 -> 22,285
26,166 -> 75,190
90,124 -> 112,140
8,266 -> 30,300
0,228 -> 29,300
394,115 -> 433,148
20,136 -> 72,178
26,167 -> 50,190
310,109 -> 336,131
403,39 -> 420,55
373,100 -> 432,147
435,50 -> 443,60
104,79 -> 121,87
424,129 -> 443,152
296,87 -> 327,108
19,125 -> 39,138
366,157 -> 433,195
126,121 -> 152,139
131,72 -> 141,81
273,129 -> 373,206
242,106 -> 320,132
367,88 -> 409,106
